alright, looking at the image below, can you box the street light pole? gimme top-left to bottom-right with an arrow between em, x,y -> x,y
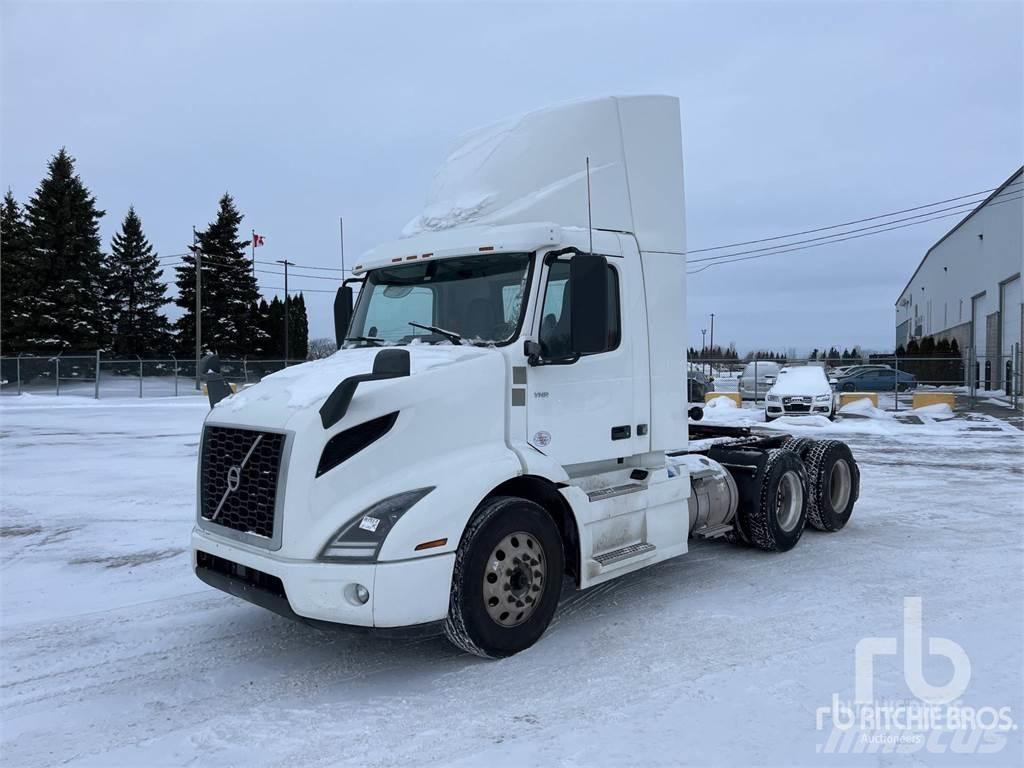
709,313 -> 715,356
277,259 -> 295,366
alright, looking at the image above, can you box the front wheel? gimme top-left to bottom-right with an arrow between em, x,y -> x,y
444,496 -> 564,658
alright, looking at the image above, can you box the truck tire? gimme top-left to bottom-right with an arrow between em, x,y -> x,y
736,448 -> 808,552
443,496 -> 564,659
780,437 -> 814,456
802,440 -> 859,532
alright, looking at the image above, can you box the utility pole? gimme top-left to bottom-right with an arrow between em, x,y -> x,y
194,225 -> 202,390
277,259 -> 295,366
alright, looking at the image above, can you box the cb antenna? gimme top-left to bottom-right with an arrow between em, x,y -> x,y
586,156 -> 594,256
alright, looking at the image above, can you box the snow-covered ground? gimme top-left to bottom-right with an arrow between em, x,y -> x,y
1,397 -> 1022,766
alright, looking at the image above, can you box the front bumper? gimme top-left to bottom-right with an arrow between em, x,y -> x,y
766,400 -> 833,416
192,528 -> 455,630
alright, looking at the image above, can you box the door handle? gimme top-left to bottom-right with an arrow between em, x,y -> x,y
611,425 -> 631,440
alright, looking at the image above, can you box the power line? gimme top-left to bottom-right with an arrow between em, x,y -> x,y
253,267 -> 340,282
684,180 -> 1022,254
255,259 -> 344,273
689,190 -> 1024,265
686,192 -> 1024,275
161,262 -> 339,294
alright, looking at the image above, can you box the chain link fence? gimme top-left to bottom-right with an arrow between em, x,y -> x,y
4,347 -> 1020,409
690,349 -> 1022,411
0,354 -> 308,398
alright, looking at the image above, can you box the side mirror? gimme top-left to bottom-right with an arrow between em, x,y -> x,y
569,253 -> 608,356
200,354 -> 232,408
334,285 -> 354,348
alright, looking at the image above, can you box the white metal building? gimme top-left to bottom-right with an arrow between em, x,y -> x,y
895,166 -> 1023,391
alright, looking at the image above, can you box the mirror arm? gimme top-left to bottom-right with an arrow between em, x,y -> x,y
523,339 -> 579,367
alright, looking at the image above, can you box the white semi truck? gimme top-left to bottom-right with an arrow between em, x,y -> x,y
192,96 -> 860,658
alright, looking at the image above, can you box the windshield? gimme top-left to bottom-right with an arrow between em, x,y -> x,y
348,252 -> 533,346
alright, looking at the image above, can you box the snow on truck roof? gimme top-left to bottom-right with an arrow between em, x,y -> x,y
358,95 -> 686,271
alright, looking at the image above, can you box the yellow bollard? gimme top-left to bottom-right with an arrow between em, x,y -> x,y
705,391 -> 741,406
912,392 -> 955,410
839,392 -> 878,408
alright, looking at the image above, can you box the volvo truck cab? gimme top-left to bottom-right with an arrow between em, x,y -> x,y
192,96 -> 860,658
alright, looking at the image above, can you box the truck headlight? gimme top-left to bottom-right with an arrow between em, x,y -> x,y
815,394 -> 833,402
766,394 -> 781,402
319,487 -> 434,562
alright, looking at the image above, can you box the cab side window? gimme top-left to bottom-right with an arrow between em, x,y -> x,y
539,258 -> 620,358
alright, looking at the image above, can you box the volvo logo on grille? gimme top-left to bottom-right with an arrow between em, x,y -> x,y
226,465 -> 241,492
210,435 -> 263,522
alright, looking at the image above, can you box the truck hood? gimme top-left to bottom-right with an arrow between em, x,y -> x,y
211,344 -> 492,429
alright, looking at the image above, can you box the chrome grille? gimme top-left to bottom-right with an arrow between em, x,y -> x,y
200,426 -> 286,540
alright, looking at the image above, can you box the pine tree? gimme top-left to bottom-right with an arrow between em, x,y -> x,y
174,194 -> 260,357
22,149 -> 107,351
1,190 -> 34,354
107,207 -> 172,355
253,298 -> 272,356
288,292 -> 309,360
264,295 -> 285,357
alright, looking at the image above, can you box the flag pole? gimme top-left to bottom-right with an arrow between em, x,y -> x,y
251,228 -> 256,277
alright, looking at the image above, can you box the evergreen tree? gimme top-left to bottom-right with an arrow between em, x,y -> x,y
174,194 -> 260,356
288,292 -> 309,360
264,295 -> 285,357
22,149 -> 107,351
107,207 -> 172,355
253,298 -> 272,356
1,190 -> 33,354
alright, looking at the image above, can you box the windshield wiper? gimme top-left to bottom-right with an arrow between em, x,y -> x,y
344,336 -> 386,346
408,321 -> 462,345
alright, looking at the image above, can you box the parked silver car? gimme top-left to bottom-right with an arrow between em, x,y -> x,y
737,361 -> 782,400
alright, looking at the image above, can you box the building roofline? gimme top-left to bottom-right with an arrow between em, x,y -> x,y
894,165 -> 1023,305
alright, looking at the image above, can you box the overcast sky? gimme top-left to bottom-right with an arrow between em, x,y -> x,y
3,1 -> 1022,354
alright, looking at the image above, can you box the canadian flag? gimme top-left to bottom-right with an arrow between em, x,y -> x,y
252,233 -> 266,247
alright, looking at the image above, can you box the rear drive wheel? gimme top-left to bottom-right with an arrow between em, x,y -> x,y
803,440 -> 860,532
780,437 -> 814,456
738,449 -> 808,552
444,496 -> 564,658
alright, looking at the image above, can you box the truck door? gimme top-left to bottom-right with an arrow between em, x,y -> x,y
526,249 -> 639,466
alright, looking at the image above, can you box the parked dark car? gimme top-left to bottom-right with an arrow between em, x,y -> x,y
835,367 -> 917,392
687,366 -> 713,403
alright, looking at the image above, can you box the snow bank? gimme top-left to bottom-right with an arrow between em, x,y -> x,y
839,397 -> 893,419
913,402 -> 955,418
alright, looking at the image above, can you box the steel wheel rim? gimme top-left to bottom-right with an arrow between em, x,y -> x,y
482,531 -> 546,627
829,459 -> 852,513
776,470 -> 803,532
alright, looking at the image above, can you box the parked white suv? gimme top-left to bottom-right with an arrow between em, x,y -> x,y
764,366 -> 836,421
